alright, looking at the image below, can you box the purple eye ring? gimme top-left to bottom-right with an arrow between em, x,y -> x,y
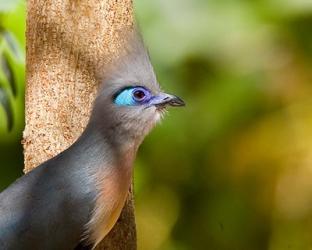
132,87 -> 150,103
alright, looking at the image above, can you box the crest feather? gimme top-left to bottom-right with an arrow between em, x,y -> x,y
100,28 -> 159,92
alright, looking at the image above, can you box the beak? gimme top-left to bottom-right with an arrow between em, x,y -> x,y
149,93 -> 185,108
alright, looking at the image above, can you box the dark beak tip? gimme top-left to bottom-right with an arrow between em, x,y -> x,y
170,96 -> 185,107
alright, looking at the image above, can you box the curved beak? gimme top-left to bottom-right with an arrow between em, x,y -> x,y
149,93 -> 185,108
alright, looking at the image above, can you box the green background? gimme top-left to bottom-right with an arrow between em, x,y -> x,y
2,1 -> 312,249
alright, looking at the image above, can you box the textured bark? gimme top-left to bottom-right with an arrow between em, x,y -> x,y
23,0 -> 136,249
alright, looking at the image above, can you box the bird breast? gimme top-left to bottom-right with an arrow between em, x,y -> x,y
84,151 -> 134,248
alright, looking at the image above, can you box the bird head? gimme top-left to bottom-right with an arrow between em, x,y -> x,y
90,31 -> 185,147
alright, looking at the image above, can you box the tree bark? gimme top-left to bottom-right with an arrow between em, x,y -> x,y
23,0 -> 136,249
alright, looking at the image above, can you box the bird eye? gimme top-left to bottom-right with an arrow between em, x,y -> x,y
133,89 -> 146,101
114,86 -> 151,106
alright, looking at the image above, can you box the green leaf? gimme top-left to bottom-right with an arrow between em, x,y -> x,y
0,87 -> 12,130
0,29 -> 25,137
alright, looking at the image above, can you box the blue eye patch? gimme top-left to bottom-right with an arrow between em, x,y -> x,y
114,88 -> 136,106
114,86 -> 152,106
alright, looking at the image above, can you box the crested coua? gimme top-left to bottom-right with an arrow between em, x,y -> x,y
0,32 -> 184,250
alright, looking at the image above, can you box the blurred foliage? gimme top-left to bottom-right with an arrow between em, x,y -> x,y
2,0 -> 312,250
134,1 -> 312,250
0,0 -> 25,190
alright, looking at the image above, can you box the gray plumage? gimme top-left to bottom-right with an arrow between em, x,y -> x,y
0,31 -> 184,250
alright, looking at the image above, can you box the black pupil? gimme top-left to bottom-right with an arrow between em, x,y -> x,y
133,90 -> 145,100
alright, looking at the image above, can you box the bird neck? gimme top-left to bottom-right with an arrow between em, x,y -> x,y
76,120 -> 139,169
72,119 -> 136,245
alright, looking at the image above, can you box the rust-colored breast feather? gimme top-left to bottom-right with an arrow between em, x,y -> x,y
85,151 -> 134,248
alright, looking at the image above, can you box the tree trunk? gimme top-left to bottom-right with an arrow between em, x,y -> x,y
23,0 -> 136,249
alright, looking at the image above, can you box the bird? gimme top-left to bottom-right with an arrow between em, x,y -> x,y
0,31 -> 185,250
